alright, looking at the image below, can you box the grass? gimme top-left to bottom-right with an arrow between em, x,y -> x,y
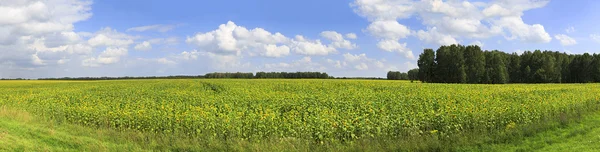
457,110 -> 600,152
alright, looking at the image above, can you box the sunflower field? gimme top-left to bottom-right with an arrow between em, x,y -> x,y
0,79 -> 598,143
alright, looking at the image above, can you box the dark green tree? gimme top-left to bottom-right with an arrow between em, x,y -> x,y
418,49 -> 436,83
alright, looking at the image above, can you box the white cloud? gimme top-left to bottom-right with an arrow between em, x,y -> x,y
263,44 -> 290,58
0,0 -> 92,72
199,52 -> 250,70
178,50 -> 200,60
416,27 -> 459,46
187,21 -> 349,57
340,53 -> 392,71
186,21 -> 293,57
88,27 -> 135,47
134,41 -> 152,51
127,24 -> 177,32
345,33 -> 358,39
31,53 -> 45,65
591,34 -> 600,43
554,34 -> 577,46
566,26 -> 575,33
494,16 -> 551,43
320,31 -> 358,49
157,58 -> 176,65
351,0 -> 553,46
82,47 -> 128,67
376,40 -> 414,60
343,53 -> 368,62
290,35 -> 337,56
366,20 -> 411,40
351,0 -> 414,21
470,40 -> 484,47
355,63 -> 368,70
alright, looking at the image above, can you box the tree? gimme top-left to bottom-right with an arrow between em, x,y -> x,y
507,53 -> 521,83
464,45 -> 486,83
488,51 -> 508,84
407,68 -> 419,82
593,54 -> 600,82
418,49 -> 436,83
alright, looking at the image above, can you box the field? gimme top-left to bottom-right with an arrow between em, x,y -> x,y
0,79 -> 599,151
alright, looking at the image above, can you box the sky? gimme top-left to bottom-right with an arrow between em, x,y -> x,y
1,0 -> 600,78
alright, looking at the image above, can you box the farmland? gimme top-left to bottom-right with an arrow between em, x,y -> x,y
0,79 -> 599,151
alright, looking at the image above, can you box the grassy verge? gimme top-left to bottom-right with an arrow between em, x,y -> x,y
458,110 -> 600,151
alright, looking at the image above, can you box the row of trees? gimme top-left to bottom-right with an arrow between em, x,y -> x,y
204,72 -> 333,79
35,72 -> 333,80
204,72 -> 254,79
255,72 -> 330,79
386,69 -> 419,82
38,75 -> 205,80
417,44 -> 600,84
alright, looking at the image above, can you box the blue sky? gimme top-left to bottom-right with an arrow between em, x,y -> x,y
1,0 -> 600,78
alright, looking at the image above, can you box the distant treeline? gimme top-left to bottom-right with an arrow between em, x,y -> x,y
0,78 -> 33,80
38,75 -> 205,80
33,72 -> 334,80
255,72 -> 330,79
416,44 -> 600,84
334,77 -> 385,80
205,72 -> 331,79
204,72 -> 254,79
387,69 -> 419,82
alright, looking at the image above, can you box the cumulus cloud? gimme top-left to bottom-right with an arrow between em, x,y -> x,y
127,24 -> 177,32
290,36 -> 337,56
366,20 -> 411,40
320,31 -> 358,49
416,27 -> 458,46
88,27 -> 135,47
187,21 -> 347,57
82,47 -> 128,67
134,41 -> 152,51
554,34 -> 577,46
345,33 -> 358,39
0,0 -> 92,71
351,0 -> 553,53
178,50 -> 201,60
186,21 -> 292,57
376,40 -> 414,60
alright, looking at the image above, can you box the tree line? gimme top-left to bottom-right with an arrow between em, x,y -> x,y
205,72 -> 331,79
34,72 -> 334,80
255,72 -> 330,79
386,69 -> 419,82
38,75 -> 206,80
416,44 -> 600,84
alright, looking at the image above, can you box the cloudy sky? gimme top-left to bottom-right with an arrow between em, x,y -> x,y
1,0 -> 599,78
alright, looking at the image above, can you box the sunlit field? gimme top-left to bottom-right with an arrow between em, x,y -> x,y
0,79 -> 599,151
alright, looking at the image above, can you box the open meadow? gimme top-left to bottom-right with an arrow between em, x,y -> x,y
0,79 -> 599,151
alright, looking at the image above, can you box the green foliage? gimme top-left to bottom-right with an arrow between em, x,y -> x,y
255,72 -> 330,79
416,44 -> 600,84
407,69 -> 419,82
205,72 -> 254,78
386,71 -> 408,80
418,49 -> 436,83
